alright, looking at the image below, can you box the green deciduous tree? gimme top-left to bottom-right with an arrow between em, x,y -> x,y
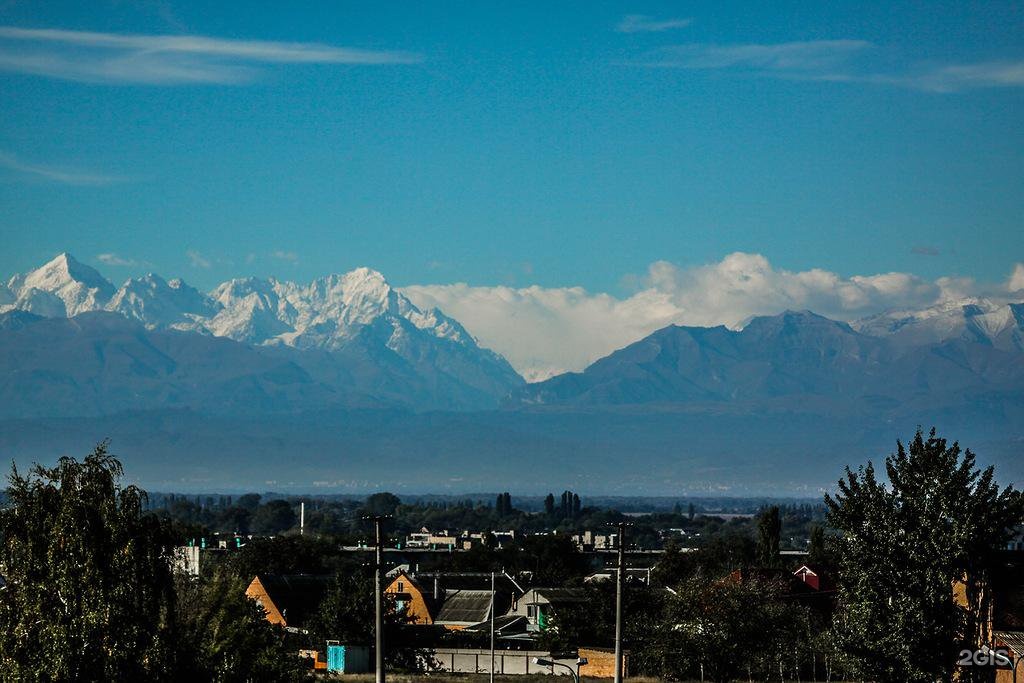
806,524 -> 832,565
174,567 -> 307,682
251,499 -> 297,534
362,492 -> 401,517
640,575 -> 813,682
0,442 -> 177,681
825,427 -> 1024,682
311,569 -> 434,673
757,505 -> 781,567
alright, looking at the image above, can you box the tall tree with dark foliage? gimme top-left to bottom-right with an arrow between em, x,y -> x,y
826,428 -> 1024,682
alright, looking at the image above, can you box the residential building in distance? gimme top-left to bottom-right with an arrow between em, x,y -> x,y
245,574 -> 332,632
434,589 -> 501,630
404,527 -> 517,550
507,587 -> 587,632
572,530 -> 618,551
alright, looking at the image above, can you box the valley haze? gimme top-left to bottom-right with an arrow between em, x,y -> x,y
1,253 -> 1022,495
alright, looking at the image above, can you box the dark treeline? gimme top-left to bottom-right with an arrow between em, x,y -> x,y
145,490 -> 824,515
147,487 -> 825,552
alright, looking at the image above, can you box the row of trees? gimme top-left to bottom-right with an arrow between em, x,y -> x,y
544,489 -> 582,519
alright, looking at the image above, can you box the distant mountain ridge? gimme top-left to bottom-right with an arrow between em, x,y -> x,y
0,254 -> 523,411
511,309 -> 1024,410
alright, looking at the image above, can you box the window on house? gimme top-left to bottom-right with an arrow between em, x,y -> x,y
527,605 -> 537,618
397,582 -> 404,592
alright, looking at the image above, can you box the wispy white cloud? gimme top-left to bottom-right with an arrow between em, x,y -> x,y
186,249 -> 211,269
270,250 -> 298,263
897,61 -> 1024,93
96,253 -> 137,266
0,26 -> 420,84
0,150 -> 124,185
636,40 -> 873,72
405,252 -> 1020,380
617,15 -> 692,34
631,40 -> 1024,93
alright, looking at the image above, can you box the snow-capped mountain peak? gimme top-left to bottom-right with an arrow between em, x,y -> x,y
306,267 -> 402,326
5,252 -> 115,316
108,273 -> 220,329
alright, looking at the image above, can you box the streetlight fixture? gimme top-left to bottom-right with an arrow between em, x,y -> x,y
532,656 -> 587,683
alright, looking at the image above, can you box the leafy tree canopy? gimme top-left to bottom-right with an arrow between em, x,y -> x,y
0,442 -> 177,681
825,427 -> 1024,682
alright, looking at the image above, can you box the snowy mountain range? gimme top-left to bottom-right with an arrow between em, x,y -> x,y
0,254 -> 523,412
2,253 -> 503,352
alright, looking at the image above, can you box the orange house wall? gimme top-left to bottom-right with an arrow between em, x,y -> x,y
245,576 -> 287,627
385,572 -> 434,625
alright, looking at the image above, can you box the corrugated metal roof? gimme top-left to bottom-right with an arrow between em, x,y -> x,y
994,631 -> 1024,656
436,590 -> 494,625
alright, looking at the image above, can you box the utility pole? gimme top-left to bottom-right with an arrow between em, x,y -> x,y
613,521 -> 629,683
490,570 -> 496,683
364,515 -> 389,683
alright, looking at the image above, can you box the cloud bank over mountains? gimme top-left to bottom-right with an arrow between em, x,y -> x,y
406,252 -> 1024,380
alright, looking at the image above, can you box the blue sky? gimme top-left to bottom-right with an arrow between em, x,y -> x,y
1,1 -> 1022,295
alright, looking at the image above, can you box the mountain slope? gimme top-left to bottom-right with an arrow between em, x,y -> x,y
512,310 -> 1024,410
0,309 -> 530,415
0,311 -> 346,418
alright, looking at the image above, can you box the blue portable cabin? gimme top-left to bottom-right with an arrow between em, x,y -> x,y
326,644 -> 371,673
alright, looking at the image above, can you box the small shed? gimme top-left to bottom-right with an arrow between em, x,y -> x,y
326,644 -> 371,673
